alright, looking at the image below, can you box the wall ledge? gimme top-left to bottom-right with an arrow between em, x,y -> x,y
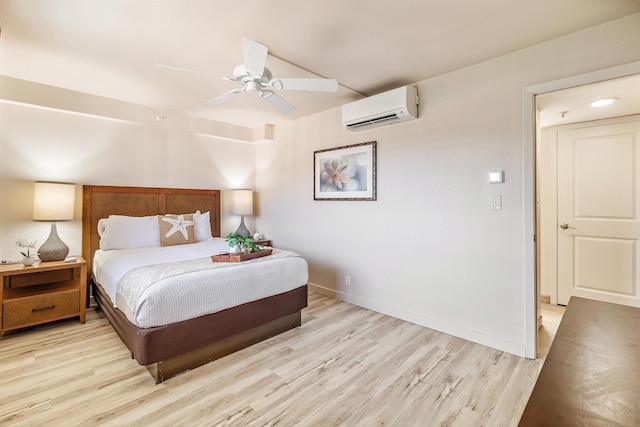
0,75 -> 256,143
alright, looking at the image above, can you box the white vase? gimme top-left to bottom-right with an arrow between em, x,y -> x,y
22,257 -> 36,266
229,245 -> 242,254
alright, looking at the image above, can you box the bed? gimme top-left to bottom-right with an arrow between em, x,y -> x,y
82,185 -> 308,383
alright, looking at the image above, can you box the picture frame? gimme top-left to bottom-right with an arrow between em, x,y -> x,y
314,141 -> 377,201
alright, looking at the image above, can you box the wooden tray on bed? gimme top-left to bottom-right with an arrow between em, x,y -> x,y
211,249 -> 273,262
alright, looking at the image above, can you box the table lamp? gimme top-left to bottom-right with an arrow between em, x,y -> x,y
33,182 -> 76,261
232,189 -> 253,238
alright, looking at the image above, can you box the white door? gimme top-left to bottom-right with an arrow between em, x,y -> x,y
557,118 -> 640,307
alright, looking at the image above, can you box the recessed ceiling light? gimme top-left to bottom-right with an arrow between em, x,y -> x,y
590,98 -> 618,107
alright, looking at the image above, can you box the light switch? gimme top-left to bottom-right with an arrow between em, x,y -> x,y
492,195 -> 502,210
489,170 -> 504,184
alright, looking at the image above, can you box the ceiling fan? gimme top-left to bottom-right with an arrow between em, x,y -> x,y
158,38 -> 338,115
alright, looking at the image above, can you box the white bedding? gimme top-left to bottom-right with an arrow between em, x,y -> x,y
92,238 -> 309,328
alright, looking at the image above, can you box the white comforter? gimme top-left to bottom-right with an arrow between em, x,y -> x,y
93,239 -> 309,328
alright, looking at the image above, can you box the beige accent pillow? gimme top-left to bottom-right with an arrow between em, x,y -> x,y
158,214 -> 197,246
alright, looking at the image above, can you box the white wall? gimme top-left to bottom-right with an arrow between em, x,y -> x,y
255,13 -> 640,356
0,102 -> 255,260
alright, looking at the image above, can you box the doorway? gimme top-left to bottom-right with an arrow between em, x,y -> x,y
523,62 -> 640,359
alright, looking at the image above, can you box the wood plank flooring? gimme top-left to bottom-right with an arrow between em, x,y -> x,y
1,291 -> 548,426
538,303 -> 565,361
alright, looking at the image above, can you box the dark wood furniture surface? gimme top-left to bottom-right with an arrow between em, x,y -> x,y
519,297 -> 640,426
1,258 -> 87,333
82,185 -> 307,383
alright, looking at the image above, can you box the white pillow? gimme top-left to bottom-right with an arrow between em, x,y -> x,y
193,210 -> 213,242
99,215 -> 161,250
97,218 -> 109,237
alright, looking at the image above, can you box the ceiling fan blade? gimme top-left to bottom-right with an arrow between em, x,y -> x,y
243,38 -> 268,76
277,78 -> 339,92
205,89 -> 243,106
260,91 -> 296,115
156,63 -> 220,79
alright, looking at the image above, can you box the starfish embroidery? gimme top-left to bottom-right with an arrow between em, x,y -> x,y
161,215 -> 194,240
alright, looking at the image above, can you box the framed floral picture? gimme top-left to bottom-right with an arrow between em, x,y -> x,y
314,141 -> 377,201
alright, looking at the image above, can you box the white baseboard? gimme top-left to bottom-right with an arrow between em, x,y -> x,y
307,282 -> 526,357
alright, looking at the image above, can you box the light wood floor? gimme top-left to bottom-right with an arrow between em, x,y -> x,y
0,292 -> 559,426
538,302 -> 565,361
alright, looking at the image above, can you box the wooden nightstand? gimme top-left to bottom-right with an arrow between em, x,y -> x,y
0,257 -> 87,334
252,239 -> 273,247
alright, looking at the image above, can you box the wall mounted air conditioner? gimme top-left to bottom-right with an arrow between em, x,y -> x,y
342,85 -> 419,131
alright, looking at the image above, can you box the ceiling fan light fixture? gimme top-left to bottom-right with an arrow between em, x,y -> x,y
590,98 -> 618,107
260,90 -> 274,99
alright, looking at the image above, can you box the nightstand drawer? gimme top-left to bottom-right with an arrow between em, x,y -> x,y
2,289 -> 80,330
6,268 -> 74,288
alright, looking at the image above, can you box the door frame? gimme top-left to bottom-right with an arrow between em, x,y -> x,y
522,60 -> 640,359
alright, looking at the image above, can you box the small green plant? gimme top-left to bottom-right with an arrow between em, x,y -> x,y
225,233 -> 263,253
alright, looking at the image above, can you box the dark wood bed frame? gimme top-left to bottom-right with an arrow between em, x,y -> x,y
82,185 -> 308,383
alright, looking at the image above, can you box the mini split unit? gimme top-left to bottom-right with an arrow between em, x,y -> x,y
342,85 -> 419,131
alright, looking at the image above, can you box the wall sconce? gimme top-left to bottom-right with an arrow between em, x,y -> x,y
33,182 -> 76,261
232,189 -> 253,238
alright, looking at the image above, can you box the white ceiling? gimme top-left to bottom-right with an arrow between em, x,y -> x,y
1,0 -> 640,129
537,74 -> 640,128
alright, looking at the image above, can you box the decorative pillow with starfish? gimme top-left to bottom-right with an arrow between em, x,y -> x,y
158,214 -> 197,246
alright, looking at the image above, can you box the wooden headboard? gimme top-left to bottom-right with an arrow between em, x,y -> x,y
82,185 -> 221,280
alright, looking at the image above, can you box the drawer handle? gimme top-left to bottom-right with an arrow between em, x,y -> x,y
32,305 -> 56,313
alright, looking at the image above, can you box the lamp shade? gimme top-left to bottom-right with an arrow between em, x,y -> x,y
232,189 -> 254,216
33,182 -> 75,221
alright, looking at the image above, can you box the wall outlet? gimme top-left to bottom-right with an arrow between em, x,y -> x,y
345,275 -> 351,286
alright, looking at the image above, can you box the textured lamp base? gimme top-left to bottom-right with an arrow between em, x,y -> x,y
234,216 -> 251,238
38,223 -> 69,262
